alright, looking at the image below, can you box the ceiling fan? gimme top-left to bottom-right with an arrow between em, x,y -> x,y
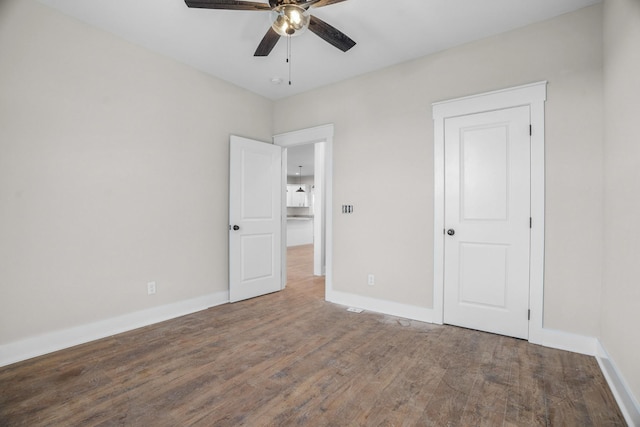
184,0 -> 356,57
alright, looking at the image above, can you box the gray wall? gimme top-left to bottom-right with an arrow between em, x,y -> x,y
603,0 -> 640,404
0,0 -> 273,343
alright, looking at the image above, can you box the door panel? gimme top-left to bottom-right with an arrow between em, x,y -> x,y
459,243 -> 508,308
241,234 -> 274,281
444,106 -> 530,339
242,150 -> 275,218
461,126 -> 509,220
229,135 -> 282,303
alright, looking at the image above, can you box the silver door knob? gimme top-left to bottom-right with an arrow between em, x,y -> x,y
232,225 -> 240,231
447,229 -> 455,236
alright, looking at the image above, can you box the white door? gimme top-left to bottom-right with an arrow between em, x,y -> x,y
443,106 -> 531,339
229,135 -> 282,303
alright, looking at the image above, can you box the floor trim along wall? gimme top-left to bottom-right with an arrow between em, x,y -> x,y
326,290 -> 596,354
534,327 -> 598,356
596,341 -> 640,426
0,291 -> 229,368
326,290 -> 434,324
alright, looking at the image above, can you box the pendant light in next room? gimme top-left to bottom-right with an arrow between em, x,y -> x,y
296,166 -> 305,192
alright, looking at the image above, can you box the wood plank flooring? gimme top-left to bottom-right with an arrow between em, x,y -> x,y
0,244 -> 626,426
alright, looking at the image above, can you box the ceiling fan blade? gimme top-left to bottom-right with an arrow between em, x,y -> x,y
184,0 -> 271,10
308,15 -> 356,52
306,0 -> 348,8
254,27 -> 281,56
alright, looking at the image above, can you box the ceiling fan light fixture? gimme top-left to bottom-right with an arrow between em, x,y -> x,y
271,5 -> 309,37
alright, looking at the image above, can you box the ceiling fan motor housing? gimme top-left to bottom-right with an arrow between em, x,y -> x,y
272,4 -> 310,36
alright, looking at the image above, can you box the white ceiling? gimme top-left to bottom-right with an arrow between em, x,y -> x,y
36,0 -> 600,100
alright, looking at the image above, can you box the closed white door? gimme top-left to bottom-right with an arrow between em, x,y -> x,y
444,106 -> 531,339
229,135 -> 282,303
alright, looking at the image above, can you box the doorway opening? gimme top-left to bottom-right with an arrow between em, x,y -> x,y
274,124 -> 334,301
285,145 -> 319,292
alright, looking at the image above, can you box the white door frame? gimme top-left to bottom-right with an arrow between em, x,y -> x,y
273,124 -> 334,297
433,81 -> 547,345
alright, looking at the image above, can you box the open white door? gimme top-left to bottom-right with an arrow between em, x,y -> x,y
229,135 -> 282,303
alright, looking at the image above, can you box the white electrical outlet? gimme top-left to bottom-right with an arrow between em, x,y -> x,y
147,281 -> 156,295
367,274 -> 375,286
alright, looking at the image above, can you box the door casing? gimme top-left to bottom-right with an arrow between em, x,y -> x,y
433,81 -> 547,345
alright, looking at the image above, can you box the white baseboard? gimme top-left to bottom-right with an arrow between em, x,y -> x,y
326,290 -> 598,355
0,291 -> 228,368
325,289 -> 434,323
531,327 -> 598,356
597,341 -> 640,427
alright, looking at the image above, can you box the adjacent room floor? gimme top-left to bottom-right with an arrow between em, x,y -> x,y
0,244 -> 626,426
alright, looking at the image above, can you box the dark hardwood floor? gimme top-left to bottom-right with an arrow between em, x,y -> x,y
0,244 -> 626,426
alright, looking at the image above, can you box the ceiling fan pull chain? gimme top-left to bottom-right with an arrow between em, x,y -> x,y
288,35 -> 292,86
